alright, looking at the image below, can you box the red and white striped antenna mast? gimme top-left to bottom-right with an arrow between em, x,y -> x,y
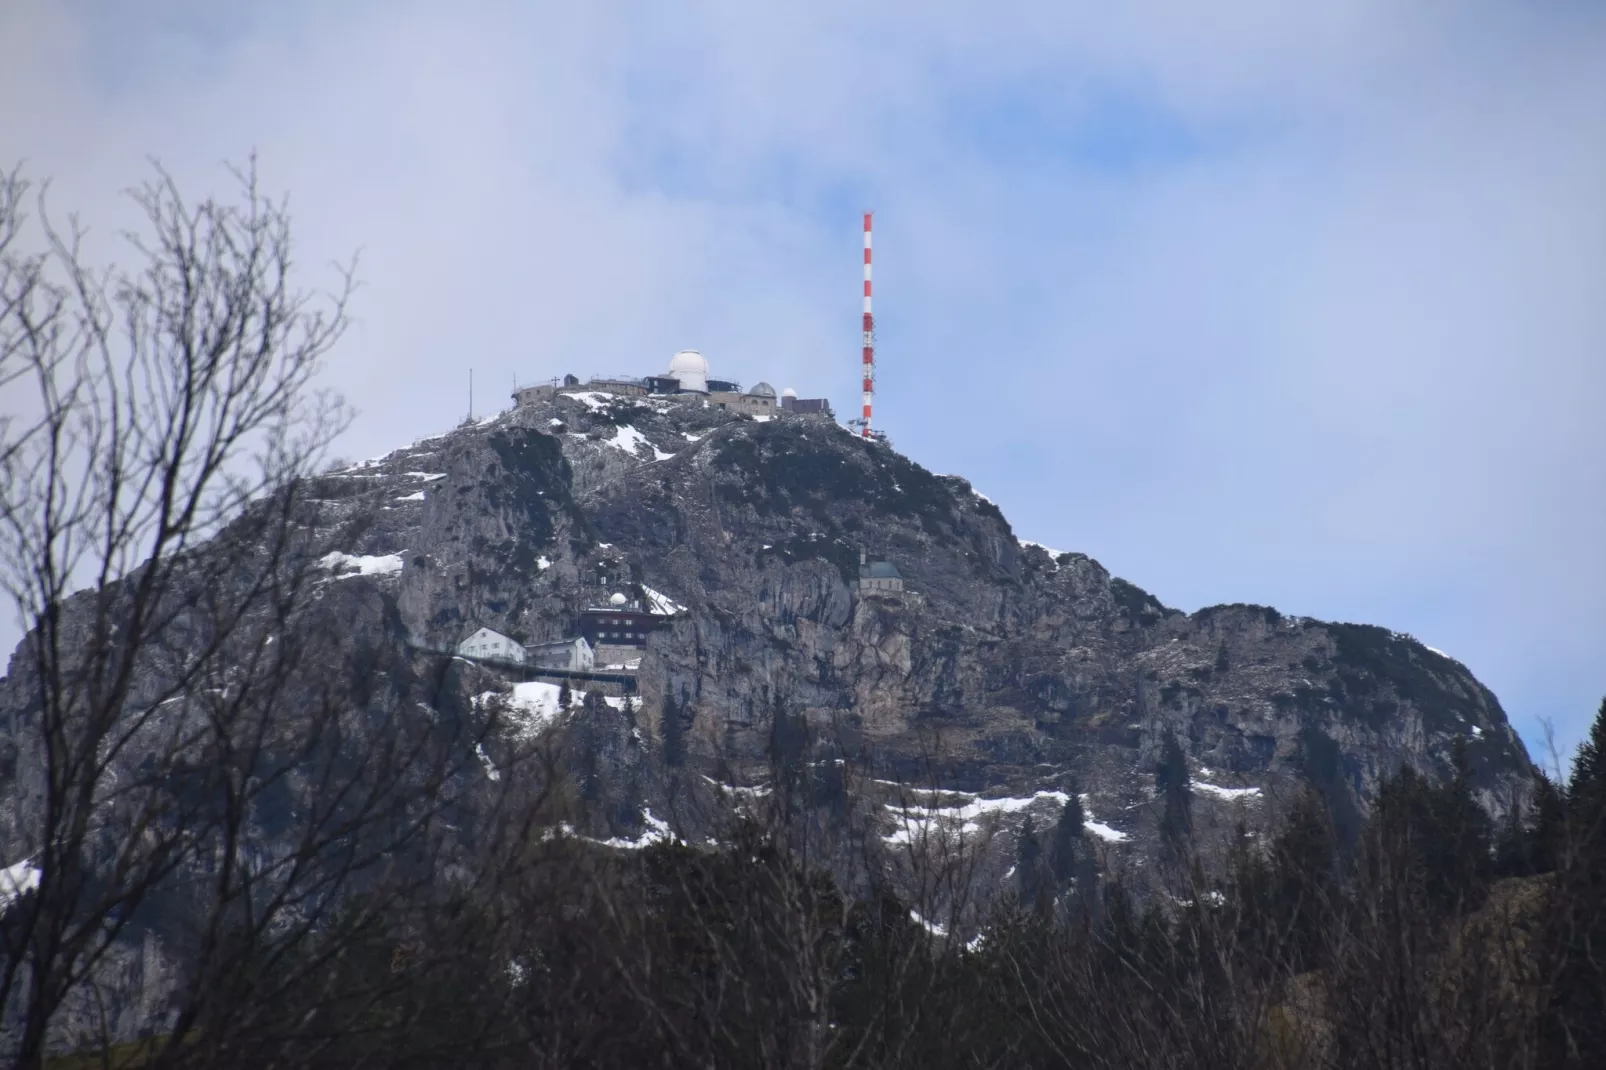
860,210 -> 876,439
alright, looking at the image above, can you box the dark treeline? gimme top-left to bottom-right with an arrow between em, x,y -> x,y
120,698 -> 1602,1070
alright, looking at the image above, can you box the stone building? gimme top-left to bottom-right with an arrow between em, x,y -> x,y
512,374 -> 579,407
584,377 -> 647,397
858,555 -> 904,594
708,381 -> 781,416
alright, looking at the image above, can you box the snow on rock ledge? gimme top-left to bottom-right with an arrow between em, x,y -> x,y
0,859 -> 40,908
642,585 -> 685,616
607,425 -> 672,462
319,551 -> 406,577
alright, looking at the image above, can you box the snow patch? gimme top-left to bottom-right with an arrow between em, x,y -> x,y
404,471 -> 446,481
1084,820 -> 1129,843
703,775 -> 771,799
606,425 -> 673,461
335,456 -> 388,474
394,491 -> 425,502
883,790 -> 1072,847
475,743 -> 501,782
682,432 -> 704,442
537,556 -> 553,571
1470,725 -> 1484,739
494,682 -> 568,736
561,391 -> 614,410
642,585 -> 685,616
949,790 -> 1071,822
909,910 -> 948,937
1079,794 -> 1130,842
1190,780 -> 1263,802
597,810 -> 674,850
480,682 -> 627,737
319,551 -> 405,577
1020,539 -> 1069,559
0,859 -> 40,908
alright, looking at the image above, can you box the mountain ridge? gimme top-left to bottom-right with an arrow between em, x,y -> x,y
296,390 -> 1534,830
0,384 -> 1542,1046
2,387 -> 1536,886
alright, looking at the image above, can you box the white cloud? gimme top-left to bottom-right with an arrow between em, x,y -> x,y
3,0 -> 1602,755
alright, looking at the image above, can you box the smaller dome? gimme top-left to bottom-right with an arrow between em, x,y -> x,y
749,381 -> 776,398
609,592 -> 628,606
782,387 -> 798,399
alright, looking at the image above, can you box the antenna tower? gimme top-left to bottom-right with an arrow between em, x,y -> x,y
860,211 -> 875,439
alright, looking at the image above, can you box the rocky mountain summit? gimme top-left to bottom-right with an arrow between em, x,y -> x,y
264,387 -> 1534,882
0,383 -> 1541,1046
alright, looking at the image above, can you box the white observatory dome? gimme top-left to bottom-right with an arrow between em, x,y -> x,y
781,387 -> 798,399
749,381 -> 776,398
665,349 -> 709,393
609,592 -> 628,606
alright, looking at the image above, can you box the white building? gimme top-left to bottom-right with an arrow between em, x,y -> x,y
528,637 -> 595,672
457,626 -> 526,664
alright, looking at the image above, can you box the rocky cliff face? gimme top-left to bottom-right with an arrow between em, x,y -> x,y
1,388 -> 1536,913
289,391 -> 1534,860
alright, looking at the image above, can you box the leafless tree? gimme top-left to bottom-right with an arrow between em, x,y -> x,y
0,159 -> 506,1068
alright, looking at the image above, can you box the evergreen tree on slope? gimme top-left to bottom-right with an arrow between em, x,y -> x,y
1156,730 -> 1193,864
1545,697 -> 1606,1065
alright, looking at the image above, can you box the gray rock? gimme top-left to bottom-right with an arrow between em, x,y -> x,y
0,388 -> 1538,1041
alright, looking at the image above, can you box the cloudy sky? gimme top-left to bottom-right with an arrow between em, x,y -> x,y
3,0 -> 1603,762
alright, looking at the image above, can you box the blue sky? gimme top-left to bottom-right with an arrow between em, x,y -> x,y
3,0 -> 1603,766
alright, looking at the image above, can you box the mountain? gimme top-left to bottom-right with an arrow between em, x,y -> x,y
297,388 -> 1533,859
0,384 -> 1541,1047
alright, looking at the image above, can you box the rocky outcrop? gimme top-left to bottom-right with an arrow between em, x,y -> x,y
0,388 -> 1537,935
271,391 -> 1535,857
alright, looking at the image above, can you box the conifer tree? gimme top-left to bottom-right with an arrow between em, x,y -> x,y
1367,747 -> 1491,918
661,691 -> 685,768
1568,697 -> 1606,823
1432,737 -> 1493,905
1271,789 -> 1337,970
1544,697 -> 1606,1065
1017,817 -> 1044,906
767,692 -> 808,790
1156,730 -> 1193,860
1049,792 -> 1085,888
1493,771 -> 1565,877
1532,770 -> 1568,873
577,692 -> 608,805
